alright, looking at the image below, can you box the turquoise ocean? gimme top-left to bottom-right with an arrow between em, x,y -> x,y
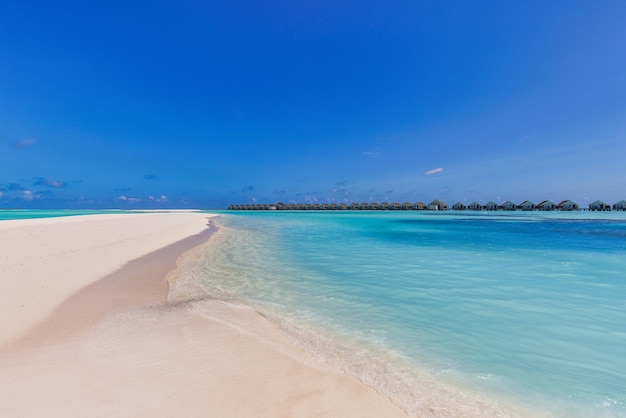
193,211 -> 626,417
3,209 -> 625,416
0,209 -> 126,221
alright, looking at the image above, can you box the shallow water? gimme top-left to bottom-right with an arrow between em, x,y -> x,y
192,211 -> 626,417
0,209 -> 128,221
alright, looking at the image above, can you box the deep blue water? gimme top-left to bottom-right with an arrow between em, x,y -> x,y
193,211 -> 626,417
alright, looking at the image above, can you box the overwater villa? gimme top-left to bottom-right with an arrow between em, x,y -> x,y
468,202 -> 483,210
452,202 -> 467,210
501,201 -> 517,211
557,200 -> 578,211
428,199 -> 448,210
414,202 -> 427,210
518,200 -> 536,211
537,200 -> 556,210
589,200 -> 611,211
613,200 -> 626,211
484,201 -> 499,210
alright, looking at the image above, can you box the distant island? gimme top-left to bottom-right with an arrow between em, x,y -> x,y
229,199 -> 626,211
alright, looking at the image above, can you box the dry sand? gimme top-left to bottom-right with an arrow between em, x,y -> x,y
0,212 -> 406,417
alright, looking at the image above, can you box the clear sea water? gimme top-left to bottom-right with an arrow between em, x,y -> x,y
192,211 -> 626,417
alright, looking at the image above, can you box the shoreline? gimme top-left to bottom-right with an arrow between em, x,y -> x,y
183,216 -> 538,418
0,212 -> 406,417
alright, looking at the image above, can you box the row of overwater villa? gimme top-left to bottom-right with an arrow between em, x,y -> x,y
228,199 -> 626,211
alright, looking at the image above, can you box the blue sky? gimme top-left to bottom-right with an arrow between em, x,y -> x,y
1,1 -> 625,208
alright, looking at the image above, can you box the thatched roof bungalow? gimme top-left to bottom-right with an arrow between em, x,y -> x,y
381,202 -> 390,210
452,202 -> 466,210
413,202 -> 427,210
321,203 -> 330,210
401,201 -> 413,210
339,203 -> 348,210
350,202 -> 361,210
612,200 -> 626,211
370,202 -> 379,210
589,200 -> 611,211
428,199 -> 448,210
361,202 -> 371,210
391,202 -> 401,210
518,200 -> 536,211
313,203 -> 321,210
468,202 -> 483,210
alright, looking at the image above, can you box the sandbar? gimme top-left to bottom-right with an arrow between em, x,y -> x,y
0,212 -> 406,417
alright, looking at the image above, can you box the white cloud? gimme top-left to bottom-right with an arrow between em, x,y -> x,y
148,195 -> 168,203
116,195 -> 142,203
424,167 -> 444,175
23,190 -> 34,201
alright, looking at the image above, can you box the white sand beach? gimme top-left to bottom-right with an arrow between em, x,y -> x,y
0,212 -> 405,417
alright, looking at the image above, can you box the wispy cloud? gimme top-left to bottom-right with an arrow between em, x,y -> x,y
116,195 -> 142,203
34,177 -> 66,188
424,167 -> 444,175
12,138 -> 38,149
362,150 -> 381,157
241,185 -> 254,193
273,189 -> 286,195
331,187 -> 349,195
144,174 -> 156,180
148,195 -> 168,203
23,190 -> 34,201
